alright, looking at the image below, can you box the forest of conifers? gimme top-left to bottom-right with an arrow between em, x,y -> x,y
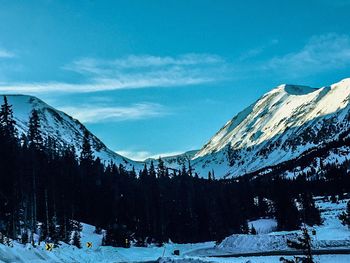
0,96 -> 349,247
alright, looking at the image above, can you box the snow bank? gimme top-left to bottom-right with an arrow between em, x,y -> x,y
248,218 -> 277,234
218,233 -> 298,253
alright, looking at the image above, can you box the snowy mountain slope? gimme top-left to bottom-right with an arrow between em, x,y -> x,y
191,78 -> 350,178
145,150 -> 198,170
245,133 -> 350,180
2,94 -> 143,170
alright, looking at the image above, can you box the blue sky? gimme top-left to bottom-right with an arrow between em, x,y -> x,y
0,0 -> 350,160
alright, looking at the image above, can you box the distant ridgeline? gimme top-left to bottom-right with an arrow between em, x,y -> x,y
190,78 -> 350,179
1,95 -> 349,247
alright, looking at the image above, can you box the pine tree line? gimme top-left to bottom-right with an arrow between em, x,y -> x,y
0,96 -> 340,248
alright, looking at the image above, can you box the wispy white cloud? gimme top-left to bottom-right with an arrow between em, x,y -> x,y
0,53 -> 228,94
0,48 -> 15,58
0,77 -> 211,94
263,33 -> 350,76
115,150 -> 184,161
65,53 -> 224,73
59,103 -> 167,123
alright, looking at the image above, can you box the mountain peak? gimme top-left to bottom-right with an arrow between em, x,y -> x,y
272,84 -> 318,96
339,77 -> 350,84
332,78 -> 350,89
1,94 -> 143,171
192,78 -> 350,178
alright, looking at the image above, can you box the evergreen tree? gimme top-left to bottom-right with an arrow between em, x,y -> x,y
21,230 -> 28,244
103,223 -> 131,248
130,166 -> 137,179
339,201 -> 350,227
272,177 -> 301,231
188,160 -> 193,177
0,96 -> 17,140
286,226 -> 314,263
140,163 -> 148,179
28,109 -> 42,149
26,109 -> 45,239
208,171 -> 212,180
300,192 -> 322,226
69,220 -> 82,248
79,130 -> 94,219
0,96 -> 20,239
149,161 -> 156,178
157,157 -> 166,178
49,216 -> 60,246
80,130 -> 94,165
72,230 -> 81,248
181,164 -> 187,177
256,195 -> 269,217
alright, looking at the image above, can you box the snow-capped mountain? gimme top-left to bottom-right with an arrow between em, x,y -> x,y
191,78 -> 350,178
5,78 -> 350,179
2,94 -> 143,170
145,150 -> 198,170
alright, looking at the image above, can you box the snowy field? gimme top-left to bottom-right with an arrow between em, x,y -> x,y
160,255 -> 350,263
0,227 -> 214,263
0,196 -> 349,262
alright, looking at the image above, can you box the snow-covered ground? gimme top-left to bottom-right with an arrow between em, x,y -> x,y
0,223 -> 214,263
0,196 -> 349,262
249,219 -> 278,234
160,255 -> 350,263
0,237 -> 214,262
187,196 -> 350,258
